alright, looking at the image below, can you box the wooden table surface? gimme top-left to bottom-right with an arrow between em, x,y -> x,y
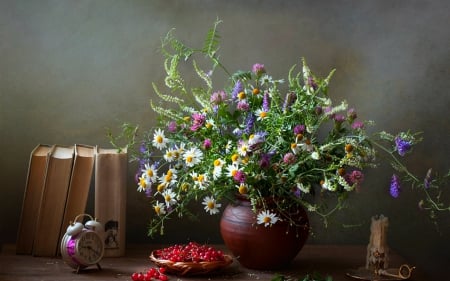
0,244 -> 427,281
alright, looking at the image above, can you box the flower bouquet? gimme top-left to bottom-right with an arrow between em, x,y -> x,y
109,20 -> 449,238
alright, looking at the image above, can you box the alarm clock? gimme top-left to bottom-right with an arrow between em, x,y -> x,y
60,214 -> 104,273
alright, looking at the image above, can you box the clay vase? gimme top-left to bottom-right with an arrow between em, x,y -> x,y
220,196 -> 309,270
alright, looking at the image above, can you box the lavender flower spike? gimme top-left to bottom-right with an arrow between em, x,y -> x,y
395,136 -> 411,156
390,174 -> 401,198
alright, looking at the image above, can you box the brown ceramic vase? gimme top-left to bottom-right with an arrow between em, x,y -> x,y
220,196 -> 309,270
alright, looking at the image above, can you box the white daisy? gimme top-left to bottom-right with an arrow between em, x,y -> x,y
162,189 -> 177,208
173,142 -> 186,160
255,108 -> 268,121
205,118 -> 216,129
213,158 -> 225,179
160,168 -> 177,187
225,164 -> 239,178
137,175 -> 149,192
225,140 -> 233,153
191,172 -> 208,190
152,128 -> 168,150
202,196 -> 222,215
153,201 -> 166,216
142,163 -> 157,183
257,210 -> 280,227
163,148 -> 177,162
183,147 -> 203,167
238,141 -> 250,157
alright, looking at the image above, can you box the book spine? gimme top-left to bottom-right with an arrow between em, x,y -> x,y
58,144 -> 95,252
95,147 -> 127,257
16,144 -> 52,255
33,145 -> 74,257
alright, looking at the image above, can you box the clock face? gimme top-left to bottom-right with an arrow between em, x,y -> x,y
76,231 -> 104,265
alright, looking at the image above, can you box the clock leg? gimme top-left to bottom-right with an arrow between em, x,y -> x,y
96,263 -> 102,271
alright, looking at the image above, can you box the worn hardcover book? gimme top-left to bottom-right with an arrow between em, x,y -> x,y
16,144 -> 53,255
58,144 -> 95,247
33,145 -> 74,257
95,147 -> 127,257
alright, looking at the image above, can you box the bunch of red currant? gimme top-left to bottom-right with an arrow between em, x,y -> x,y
131,267 -> 168,281
153,242 -> 226,263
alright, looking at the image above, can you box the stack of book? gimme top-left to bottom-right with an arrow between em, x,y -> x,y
16,144 -> 127,257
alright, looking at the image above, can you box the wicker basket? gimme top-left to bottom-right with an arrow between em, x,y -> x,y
149,251 -> 233,276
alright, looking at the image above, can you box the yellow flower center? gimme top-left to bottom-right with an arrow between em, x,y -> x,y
345,144 -> 353,153
167,170 -> 173,176
238,91 -> 246,100
291,143 -> 297,149
238,184 -> 248,194
139,178 -> 147,189
207,201 -> 215,209
198,174 -> 205,182
259,111 -> 267,118
231,154 -> 239,162
181,183 -> 189,191
156,135 -> 163,144
154,205 -> 161,214
186,156 -> 193,163
231,170 -> 238,177
214,159 -> 222,166
263,216 -> 271,223
296,133 -> 303,141
165,174 -> 172,182
183,116 -> 190,121
206,122 -> 213,129
252,88 -> 260,95
157,183 -> 166,192
147,170 -> 153,177
165,194 -> 171,202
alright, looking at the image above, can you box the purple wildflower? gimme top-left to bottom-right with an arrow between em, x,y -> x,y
347,108 -> 357,120
390,174 -> 401,198
203,139 -> 212,150
139,142 -> 147,154
395,136 -> 411,156
293,188 -> 301,198
282,92 -> 297,112
351,121 -> 364,130
145,187 -> 153,198
252,63 -> 266,76
233,170 -> 246,183
231,80 -> 243,100
259,153 -> 273,169
283,153 -> 297,165
324,106 -> 335,119
349,170 -> 364,186
262,91 -> 270,112
334,114 -> 346,123
293,124 -> 305,135
307,76 -> 318,91
424,168 -> 432,189
236,100 -> 250,111
244,114 -> 255,134
190,113 -> 206,131
210,90 -> 227,105
167,121 -> 177,132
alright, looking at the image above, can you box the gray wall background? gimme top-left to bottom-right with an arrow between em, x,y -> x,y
1,1 -> 449,279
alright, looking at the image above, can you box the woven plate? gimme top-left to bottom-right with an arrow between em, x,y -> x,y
149,251 -> 233,276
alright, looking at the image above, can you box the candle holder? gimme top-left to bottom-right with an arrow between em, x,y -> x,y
366,215 -> 389,272
346,215 -> 415,280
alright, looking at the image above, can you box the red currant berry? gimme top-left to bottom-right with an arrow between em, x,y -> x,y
131,272 -> 140,281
